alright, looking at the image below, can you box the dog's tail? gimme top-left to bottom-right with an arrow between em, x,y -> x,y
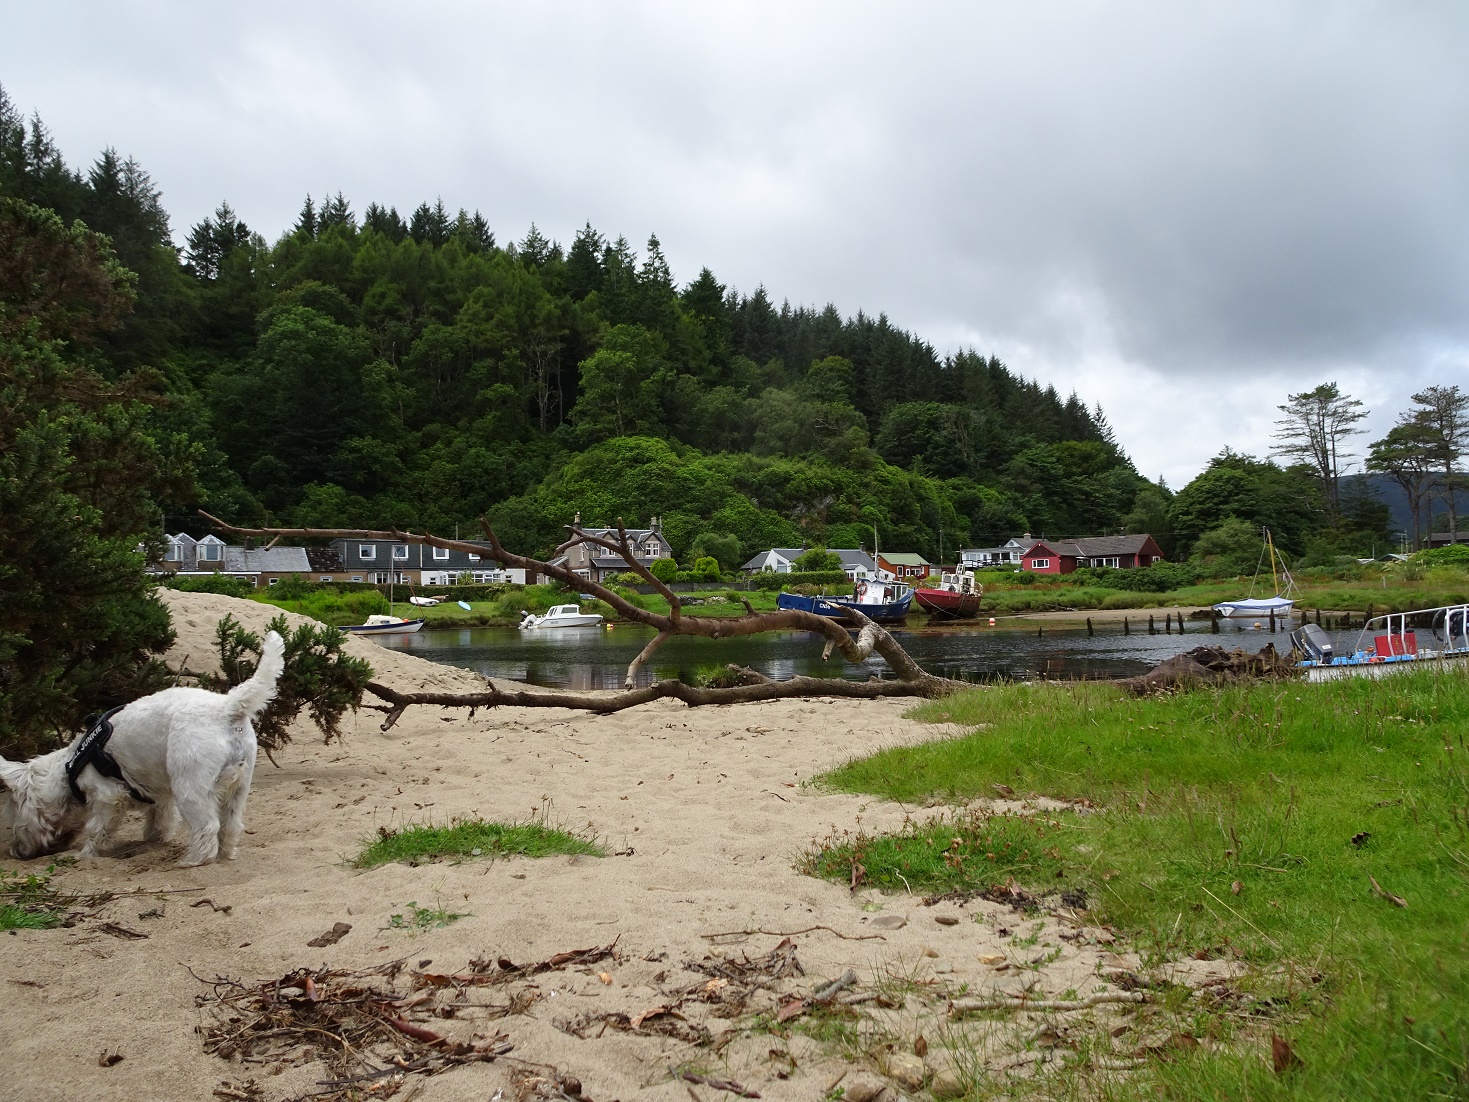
225,630 -> 286,722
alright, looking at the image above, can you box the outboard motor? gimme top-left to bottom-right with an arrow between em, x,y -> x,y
1290,622 -> 1333,663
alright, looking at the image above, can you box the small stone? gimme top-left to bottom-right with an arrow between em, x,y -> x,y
842,1072 -> 888,1102
921,946 -> 939,958
872,914 -> 907,930
935,914 -> 959,926
879,1051 -> 927,1091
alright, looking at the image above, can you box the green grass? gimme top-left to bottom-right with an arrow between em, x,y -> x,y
0,864 -> 74,930
355,817 -> 604,868
387,901 -> 467,931
818,672 -> 1469,1100
800,808 -> 1070,896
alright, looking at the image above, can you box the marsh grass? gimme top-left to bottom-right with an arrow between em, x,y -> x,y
800,809 -> 1071,896
820,672 -> 1469,1099
355,817 -> 604,868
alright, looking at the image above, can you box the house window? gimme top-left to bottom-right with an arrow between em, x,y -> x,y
359,544 -> 376,560
433,546 -> 449,560
1031,558 -> 1051,570
468,553 -> 480,561
198,541 -> 222,562
320,576 -> 332,582
164,541 -> 182,562
393,545 -> 409,560
268,578 -> 279,585
351,575 -> 363,583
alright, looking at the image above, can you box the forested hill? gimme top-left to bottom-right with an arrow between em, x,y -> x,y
2,88 -> 1158,565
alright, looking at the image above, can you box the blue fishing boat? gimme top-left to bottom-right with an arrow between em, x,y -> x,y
777,580 -> 912,623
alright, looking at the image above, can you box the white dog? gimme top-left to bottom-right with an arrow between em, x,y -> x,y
0,631 -> 284,867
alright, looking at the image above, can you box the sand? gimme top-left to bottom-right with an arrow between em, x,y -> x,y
0,592 -> 1225,1101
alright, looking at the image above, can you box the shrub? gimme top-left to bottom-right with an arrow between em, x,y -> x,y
793,546 -> 844,572
748,570 -> 850,591
1417,544 -> 1469,566
691,556 -> 721,582
162,574 -> 257,599
200,614 -> 373,754
650,558 -> 678,583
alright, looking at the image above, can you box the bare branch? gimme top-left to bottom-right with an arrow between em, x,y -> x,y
364,674 -> 948,730
200,514 -> 966,726
625,629 -> 673,689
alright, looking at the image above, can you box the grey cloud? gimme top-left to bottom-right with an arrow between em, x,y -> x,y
3,1 -> 1467,484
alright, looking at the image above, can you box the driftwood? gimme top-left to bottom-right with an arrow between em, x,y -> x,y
1120,644 -> 1298,695
198,513 -> 963,725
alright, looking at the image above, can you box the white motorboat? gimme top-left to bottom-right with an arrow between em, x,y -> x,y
520,604 -> 604,629
341,614 -> 426,635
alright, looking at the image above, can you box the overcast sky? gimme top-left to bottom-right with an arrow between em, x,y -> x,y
4,2 -> 1467,486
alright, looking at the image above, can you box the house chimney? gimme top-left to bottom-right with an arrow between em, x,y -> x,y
244,536 -> 254,551
652,515 -> 662,533
573,511 -> 581,527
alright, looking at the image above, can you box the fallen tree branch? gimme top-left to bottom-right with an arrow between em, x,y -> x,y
949,991 -> 1147,1016
364,674 -> 942,730
200,513 -> 965,721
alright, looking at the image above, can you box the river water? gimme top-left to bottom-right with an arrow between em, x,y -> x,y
370,617 -> 1355,690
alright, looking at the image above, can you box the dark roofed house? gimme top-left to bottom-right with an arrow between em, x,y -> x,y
1021,534 -> 1165,575
151,533 -> 311,587
551,514 -> 673,583
327,538 -> 532,585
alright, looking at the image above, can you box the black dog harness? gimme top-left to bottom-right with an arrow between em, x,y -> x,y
65,706 -> 153,805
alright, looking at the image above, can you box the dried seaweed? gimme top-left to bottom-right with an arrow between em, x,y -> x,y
194,962 -> 513,1100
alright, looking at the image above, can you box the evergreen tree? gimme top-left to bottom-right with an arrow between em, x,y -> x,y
294,194 -> 317,238
362,202 -> 407,241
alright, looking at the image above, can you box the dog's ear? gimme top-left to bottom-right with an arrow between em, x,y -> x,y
0,758 -> 25,793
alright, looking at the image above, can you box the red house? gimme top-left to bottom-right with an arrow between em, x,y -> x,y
1021,535 -> 1165,575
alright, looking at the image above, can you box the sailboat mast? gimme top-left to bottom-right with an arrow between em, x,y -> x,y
1266,529 -> 1280,595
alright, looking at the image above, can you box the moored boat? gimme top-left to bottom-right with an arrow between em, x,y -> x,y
1214,528 -> 1298,621
342,614 -> 426,635
914,569 -> 983,620
1293,603 -> 1469,681
520,604 -> 604,629
777,580 -> 912,623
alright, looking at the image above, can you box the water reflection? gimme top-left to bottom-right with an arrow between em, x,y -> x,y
371,618 -> 1345,690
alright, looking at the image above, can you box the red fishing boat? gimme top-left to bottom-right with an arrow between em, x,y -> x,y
914,569 -> 983,620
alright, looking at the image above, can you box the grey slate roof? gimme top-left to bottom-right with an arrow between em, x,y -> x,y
1031,535 -> 1157,558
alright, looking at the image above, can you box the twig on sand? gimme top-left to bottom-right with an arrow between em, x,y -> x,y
699,925 -> 886,942
950,991 -> 1147,1016
810,969 -> 859,1001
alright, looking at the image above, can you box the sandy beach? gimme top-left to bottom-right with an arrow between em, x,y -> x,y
0,592 -> 1228,1101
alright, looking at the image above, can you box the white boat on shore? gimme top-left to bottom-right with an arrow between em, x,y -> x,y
520,604 -> 604,629
342,614 -> 426,635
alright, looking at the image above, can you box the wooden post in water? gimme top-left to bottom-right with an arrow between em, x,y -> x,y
1087,617 -> 1093,636
1124,617 -> 1130,635
1148,614 -> 1156,635
1038,626 -> 1043,637
1315,607 -> 1322,626
1164,613 -> 1171,634
1269,609 -> 1276,632
1211,612 -> 1219,634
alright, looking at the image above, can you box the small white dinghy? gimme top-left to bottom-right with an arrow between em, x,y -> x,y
341,614 -> 426,635
520,604 -> 604,629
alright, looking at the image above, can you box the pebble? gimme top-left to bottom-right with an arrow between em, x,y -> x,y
879,1052 -> 927,1091
842,1072 -> 889,1102
872,914 -> 907,930
934,914 -> 959,926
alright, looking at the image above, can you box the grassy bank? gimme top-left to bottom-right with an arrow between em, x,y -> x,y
978,566 -> 1469,616
818,672 -> 1469,1099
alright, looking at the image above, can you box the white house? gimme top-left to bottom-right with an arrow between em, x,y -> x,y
959,537 -> 1034,568
740,548 -> 878,582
